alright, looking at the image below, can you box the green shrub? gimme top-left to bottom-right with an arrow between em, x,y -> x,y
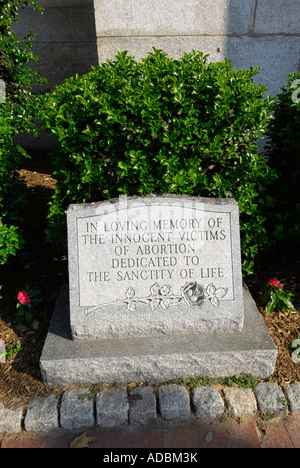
0,106 -> 26,265
265,72 -> 300,248
0,220 -> 22,266
0,0 -> 45,268
0,0 -> 44,111
41,49 -> 276,274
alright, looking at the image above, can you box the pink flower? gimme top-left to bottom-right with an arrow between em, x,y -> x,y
269,278 -> 280,287
269,278 -> 284,290
17,291 -> 31,306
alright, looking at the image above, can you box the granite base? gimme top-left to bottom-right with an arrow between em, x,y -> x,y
40,285 -> 277,387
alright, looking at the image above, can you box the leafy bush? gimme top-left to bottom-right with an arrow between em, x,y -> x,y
41,49 -> 276,274
0,106 -> 26,265
265,72 -> 300,248
0,0 -> 45,267
0,0 -> 44,112
0,220 -> 21,266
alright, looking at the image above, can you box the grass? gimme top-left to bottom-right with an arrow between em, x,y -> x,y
168,374 -> 262,391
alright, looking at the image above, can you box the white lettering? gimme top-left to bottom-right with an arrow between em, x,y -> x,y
103,453 -> 138,465
146,452 -> 198,463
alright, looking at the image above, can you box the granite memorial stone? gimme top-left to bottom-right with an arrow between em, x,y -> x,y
67,195 -> 244,340
39,194 -> 277,387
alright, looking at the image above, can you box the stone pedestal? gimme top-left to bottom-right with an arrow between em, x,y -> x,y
40,284 -> 277,387
40,195 -> 277,387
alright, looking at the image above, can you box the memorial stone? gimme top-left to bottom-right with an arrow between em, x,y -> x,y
40,194 -> 277,387
67,195 -> 244,340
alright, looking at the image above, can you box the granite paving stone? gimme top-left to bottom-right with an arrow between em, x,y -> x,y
24,394 -> 59,432
129,386 -> 157,425
0,400 -> 23,433
223,387 -> 257,417
286,384 -> 300,414
158,384 -> 190,421
256,382 -> 288,416
59,388 -> 94,430
96,386 -> 129,429
192,385 -> 224,418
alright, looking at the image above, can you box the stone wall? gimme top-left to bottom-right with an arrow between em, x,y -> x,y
13,0 -> 98,90
14,0 -> 300,96
93,0 -> 300,96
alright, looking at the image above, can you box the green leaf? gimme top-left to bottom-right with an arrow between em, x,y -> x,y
265,299 -> 277,316
291,338 -> 300,350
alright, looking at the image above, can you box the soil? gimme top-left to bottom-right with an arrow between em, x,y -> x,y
0,149 -> 299,406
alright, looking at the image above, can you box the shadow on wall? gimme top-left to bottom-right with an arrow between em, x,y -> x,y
13,0 -> 99,148
14,0 -> 99,90
224,0 -> 300,97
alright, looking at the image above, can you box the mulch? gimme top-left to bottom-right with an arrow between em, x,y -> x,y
248,261 -> 300,387
0,150 -> 299,406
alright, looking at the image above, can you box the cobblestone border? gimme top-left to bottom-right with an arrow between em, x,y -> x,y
0,382 -> 299,434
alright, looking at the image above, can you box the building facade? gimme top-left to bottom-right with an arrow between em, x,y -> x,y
14,0 -> 300,96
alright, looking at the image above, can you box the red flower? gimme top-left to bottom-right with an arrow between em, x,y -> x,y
17,291 -> 31,306
269,278 -> 284,290
269,278 -> 280,287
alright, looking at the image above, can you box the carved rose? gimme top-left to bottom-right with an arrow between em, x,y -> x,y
85,281 -> 228,316
181,282 -> 205,308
